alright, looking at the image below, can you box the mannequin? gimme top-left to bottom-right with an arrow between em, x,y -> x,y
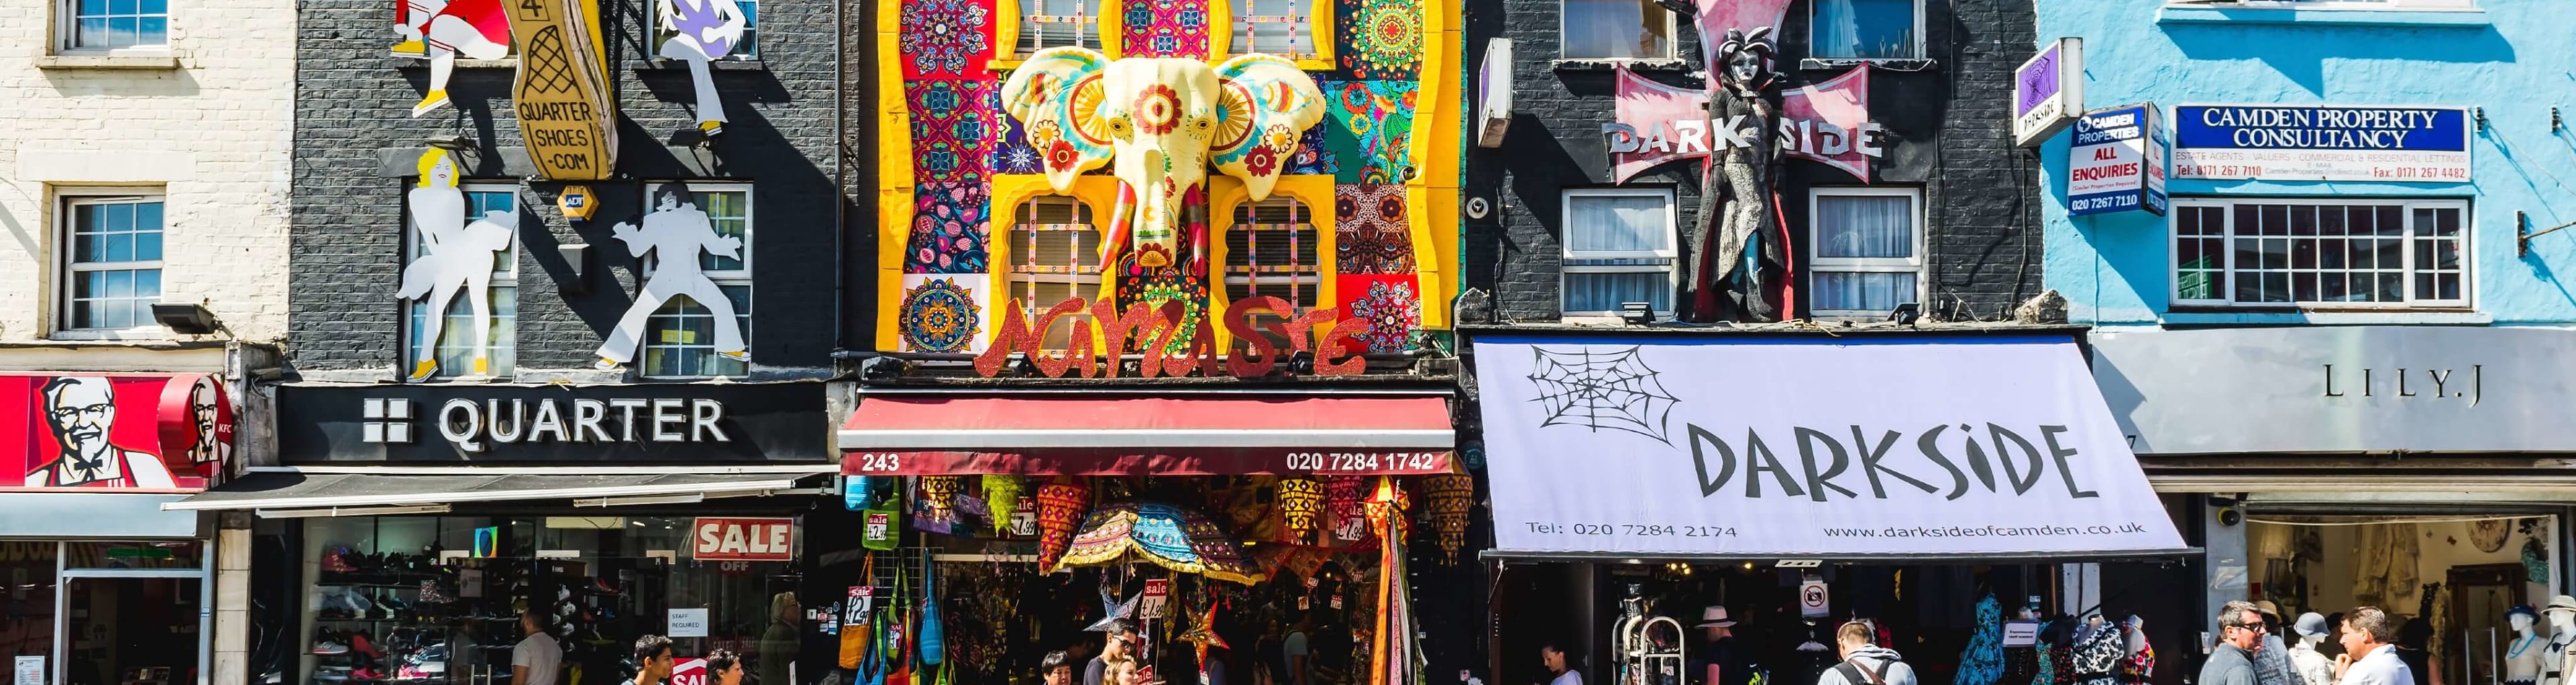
2118,617 -> 2153,685
2290,613 -> 2334,685
2541,597 -> 2576,685
2507,607 -> 2542,685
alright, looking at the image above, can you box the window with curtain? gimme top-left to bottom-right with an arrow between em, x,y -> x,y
62,0 -> 170,52
1008,197 -> 1102,351
1014,0 -> 1103,58
1225,197 -> 1321,350
403,185 -> 518,378
1811,0 -> 1919,60
1228,0 -> 1318,59
2170,199 -> 2467,309
1809,188 -> 1921,317
1561,0 -> 1672,60
642,185 -> 753,378
1560,188 -> 1677,317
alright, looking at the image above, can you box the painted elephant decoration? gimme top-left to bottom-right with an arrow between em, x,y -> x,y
1000,47 -> 1326,276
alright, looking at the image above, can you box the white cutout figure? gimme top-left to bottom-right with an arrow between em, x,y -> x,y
657,0 -> 749,136
406,0 -> 512,117
595,182 -> 749,370
398,151 -> 517,381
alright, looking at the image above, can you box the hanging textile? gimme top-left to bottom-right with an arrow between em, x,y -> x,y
2071,621 -> 2123,685
1956,595 -> 2005,685
1368,478 -> 1420,685
2354,523 -> 2422,608
1036,478 -> 1093,573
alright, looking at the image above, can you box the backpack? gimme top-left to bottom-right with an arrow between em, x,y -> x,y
1835,659 -> 1889,685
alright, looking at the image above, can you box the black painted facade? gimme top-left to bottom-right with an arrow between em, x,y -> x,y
1462,0 -> 2042,323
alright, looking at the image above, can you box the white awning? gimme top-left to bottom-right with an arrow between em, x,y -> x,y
164,472 -> 815,514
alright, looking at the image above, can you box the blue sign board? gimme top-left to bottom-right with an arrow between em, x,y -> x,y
2171,105 -> 2471,181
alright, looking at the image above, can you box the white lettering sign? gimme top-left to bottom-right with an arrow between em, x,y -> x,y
669,609 -> 710,638
431,397 -> 731,452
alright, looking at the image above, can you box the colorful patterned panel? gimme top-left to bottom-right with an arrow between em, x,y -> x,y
1336,274 -> 1420,354
1325,80 -> 1415,185
908,79 -> 998,185
992,95 -> 1044,175
1286,119 -> 1336,176
1334,184 -> 1413,274
1114,252 -> 1210,356
1337,0 -> 1420,79
907,182 -> 993,274
1122,0 -> 1212,58
900,274 -> 990,354
898,0 -> 996,78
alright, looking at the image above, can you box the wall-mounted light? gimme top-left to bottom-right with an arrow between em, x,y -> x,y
557,243 -> 590,295
1619,301 -> 1656,325
150,303 -> 221,335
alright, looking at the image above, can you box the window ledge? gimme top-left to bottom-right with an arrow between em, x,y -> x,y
392,57 -> 518,69
2156,5 -> 2491,27
36,53 -> 182,70
2158,311 -> 2492,326
48,328 -> 178,343
1799,58 -> 1937,72
1552,58 -> 1693,73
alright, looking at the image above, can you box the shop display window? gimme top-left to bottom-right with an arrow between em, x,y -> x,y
298,516 -> 799,685
0,540 -> 207,685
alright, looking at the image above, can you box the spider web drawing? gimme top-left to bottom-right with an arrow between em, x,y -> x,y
1525,346 -> 1681,444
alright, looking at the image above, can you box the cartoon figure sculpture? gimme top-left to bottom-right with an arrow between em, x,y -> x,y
34,378 -> 176,488
400,0 -> 513,117
657,0 -> 749,136
398,151 -> 517,381
1686,28 -> 1785,323
594,182 -> 749,370
999,48 -> 1326,278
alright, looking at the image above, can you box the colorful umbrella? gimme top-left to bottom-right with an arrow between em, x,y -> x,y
1060,503 -> 1269,585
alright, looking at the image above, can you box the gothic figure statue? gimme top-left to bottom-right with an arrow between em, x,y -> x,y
1684,28 -> 1785,323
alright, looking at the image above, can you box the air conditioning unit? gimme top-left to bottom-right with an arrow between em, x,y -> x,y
1475,38 -> 1513,149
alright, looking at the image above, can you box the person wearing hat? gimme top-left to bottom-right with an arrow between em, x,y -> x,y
1691,607 -> 1756,685
2251,601 -> 2300,685
2290,613 -> 2334,685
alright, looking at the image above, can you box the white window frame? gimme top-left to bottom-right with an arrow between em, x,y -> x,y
1225,0 -> 1320,60
641,181 -> 755,379
46,541 -> 213,685
1010,0 -> 1105,60
54,189 -> 169,340
401,182 -> 521,380
1005,195 -> 1103,352
1557,0 -> 1677,61
1807,187 -> 1927,319
1807,0 -> 1927,61
2167,197 -> 2471,311
653,0 -> 759,60
2167,0 -> 2473,9
53,0 -> 174,56
1558,187 -> 1680,317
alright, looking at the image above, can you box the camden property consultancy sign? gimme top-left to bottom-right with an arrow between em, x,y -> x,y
2173,105 -> 2470,182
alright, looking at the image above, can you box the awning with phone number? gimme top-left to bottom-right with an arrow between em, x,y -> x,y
1471,334 -> 2192,562
837,390 -> 1456,476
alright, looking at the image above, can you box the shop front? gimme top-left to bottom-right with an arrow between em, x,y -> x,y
0,372 -> 237,685
833,386 -> 1475,685
1467,329 -> 2190,685
164,382 -> 835,685
2094,325 -> 2576,685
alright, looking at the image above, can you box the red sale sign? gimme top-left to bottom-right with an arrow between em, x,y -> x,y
671,660 -> 707,685
693,517 -> 796,561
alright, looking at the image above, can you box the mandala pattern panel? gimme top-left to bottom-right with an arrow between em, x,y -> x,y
909,79 -> 999,185
1325,80 -> 1416,185
1336,274 -> 1419,354
1333,184 -> 1413,274
907,181 -> 994,274
1121,0 -> 1211,58
899,0 -> 996,79
991,88 -> 1044,176
1336,0 -> 1420,79
900,275 -> 990,353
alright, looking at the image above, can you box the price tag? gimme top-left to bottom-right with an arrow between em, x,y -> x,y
845,586 -> 873,624
1140,580 -> 1171,619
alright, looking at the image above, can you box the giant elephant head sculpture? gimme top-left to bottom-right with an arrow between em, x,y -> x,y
1001,47 -> 1326,276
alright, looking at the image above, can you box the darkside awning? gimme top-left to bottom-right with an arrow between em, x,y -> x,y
164,472 -> 810,515
1470,334 -> 2192,562
838,391 -> 1456,476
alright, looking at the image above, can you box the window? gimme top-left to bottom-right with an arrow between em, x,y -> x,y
1013,0 -> 1104,58
403,185 -> 518,379
1811,0 -> 1920,60
1560,188 -> 1677,317
60,195 -> 164,332
656,0 -> 758,59
1809,188 -> 1925,317
1225,197 -> 1322,349
60,0 -> 170,52
2171,199 -> 2467,309
1227,0 -> 1318,60
643,185 -> 753,378
1561,0 -> 1672,60
8,541 -> 208,685
1006,197 -> 1103,351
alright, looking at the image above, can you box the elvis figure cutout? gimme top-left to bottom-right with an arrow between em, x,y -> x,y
398,0 -> 513,117
656,0 -> 749,136
594,182 -> 749,370
398,151 -> 517,381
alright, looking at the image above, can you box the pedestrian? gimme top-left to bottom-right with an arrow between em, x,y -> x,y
633,636 -> 677,685
2332,607 -> 2410,685
759,592 -> 800,685
707,650 -> 744,685
1203,645 -> 1230,685
2391,619 -> 2432,685
2200,601 -> 2263,685
1043,651 -> 1076,685
2321,613 -> 2348,659
1089,620 -> 1138,685
2290,613 -> 2334,685
1815,621 -> 1916,685
1693,607 -> 1754,685
513,607 -> 563,685
1538,641 -> 1582,685
1285,615 -> 1316,685
2253,601 -> 2300,685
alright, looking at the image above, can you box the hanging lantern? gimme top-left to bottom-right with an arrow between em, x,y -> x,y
1364,476 -> 1409,535
1420,474 -> 1474,564
1277,478 -> 1324,543
1035,478 -> 1093,573
1324,476 -> 1366,539
921,476 -> 966,521
984,475 -> 1027,535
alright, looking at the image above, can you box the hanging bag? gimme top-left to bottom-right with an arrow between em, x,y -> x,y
919,564 -> 944,666
863,489 -> 904,551
840,554 -> 876,670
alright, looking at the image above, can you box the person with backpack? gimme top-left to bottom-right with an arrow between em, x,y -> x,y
1815,621 -> 1917,685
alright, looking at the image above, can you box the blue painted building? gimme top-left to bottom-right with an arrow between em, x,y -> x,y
2033,0 -> 2576,670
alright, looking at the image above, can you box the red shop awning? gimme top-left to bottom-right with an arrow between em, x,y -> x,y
837,391 -> 1456,476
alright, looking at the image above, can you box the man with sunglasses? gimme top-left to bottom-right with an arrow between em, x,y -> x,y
2203,601 -> 2266,685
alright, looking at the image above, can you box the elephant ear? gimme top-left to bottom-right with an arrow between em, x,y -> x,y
1209,54 -> 1326,201
1000,47 -> 1116,192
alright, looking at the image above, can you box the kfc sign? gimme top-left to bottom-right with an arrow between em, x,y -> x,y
0,374 -> 232,490
693,517 -> 795,561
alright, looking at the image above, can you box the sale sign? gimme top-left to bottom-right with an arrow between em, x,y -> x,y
692,517 -> 796,561
671,660 -> 707,685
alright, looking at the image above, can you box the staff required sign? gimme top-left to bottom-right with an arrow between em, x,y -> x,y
2172,105 -> 2469,182
2068,105 -> 2167,217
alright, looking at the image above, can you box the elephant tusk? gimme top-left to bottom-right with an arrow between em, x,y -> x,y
1102,180 -> 1137,266
1185,183 -> 1209,278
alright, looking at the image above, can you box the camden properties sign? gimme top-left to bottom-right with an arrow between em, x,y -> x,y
1472,337 -> 2184,558
2172,105 -> 2470,182
2067,105 -> 2167,217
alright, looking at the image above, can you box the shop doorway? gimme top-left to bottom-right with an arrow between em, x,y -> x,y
2245,513 -> 2561,685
